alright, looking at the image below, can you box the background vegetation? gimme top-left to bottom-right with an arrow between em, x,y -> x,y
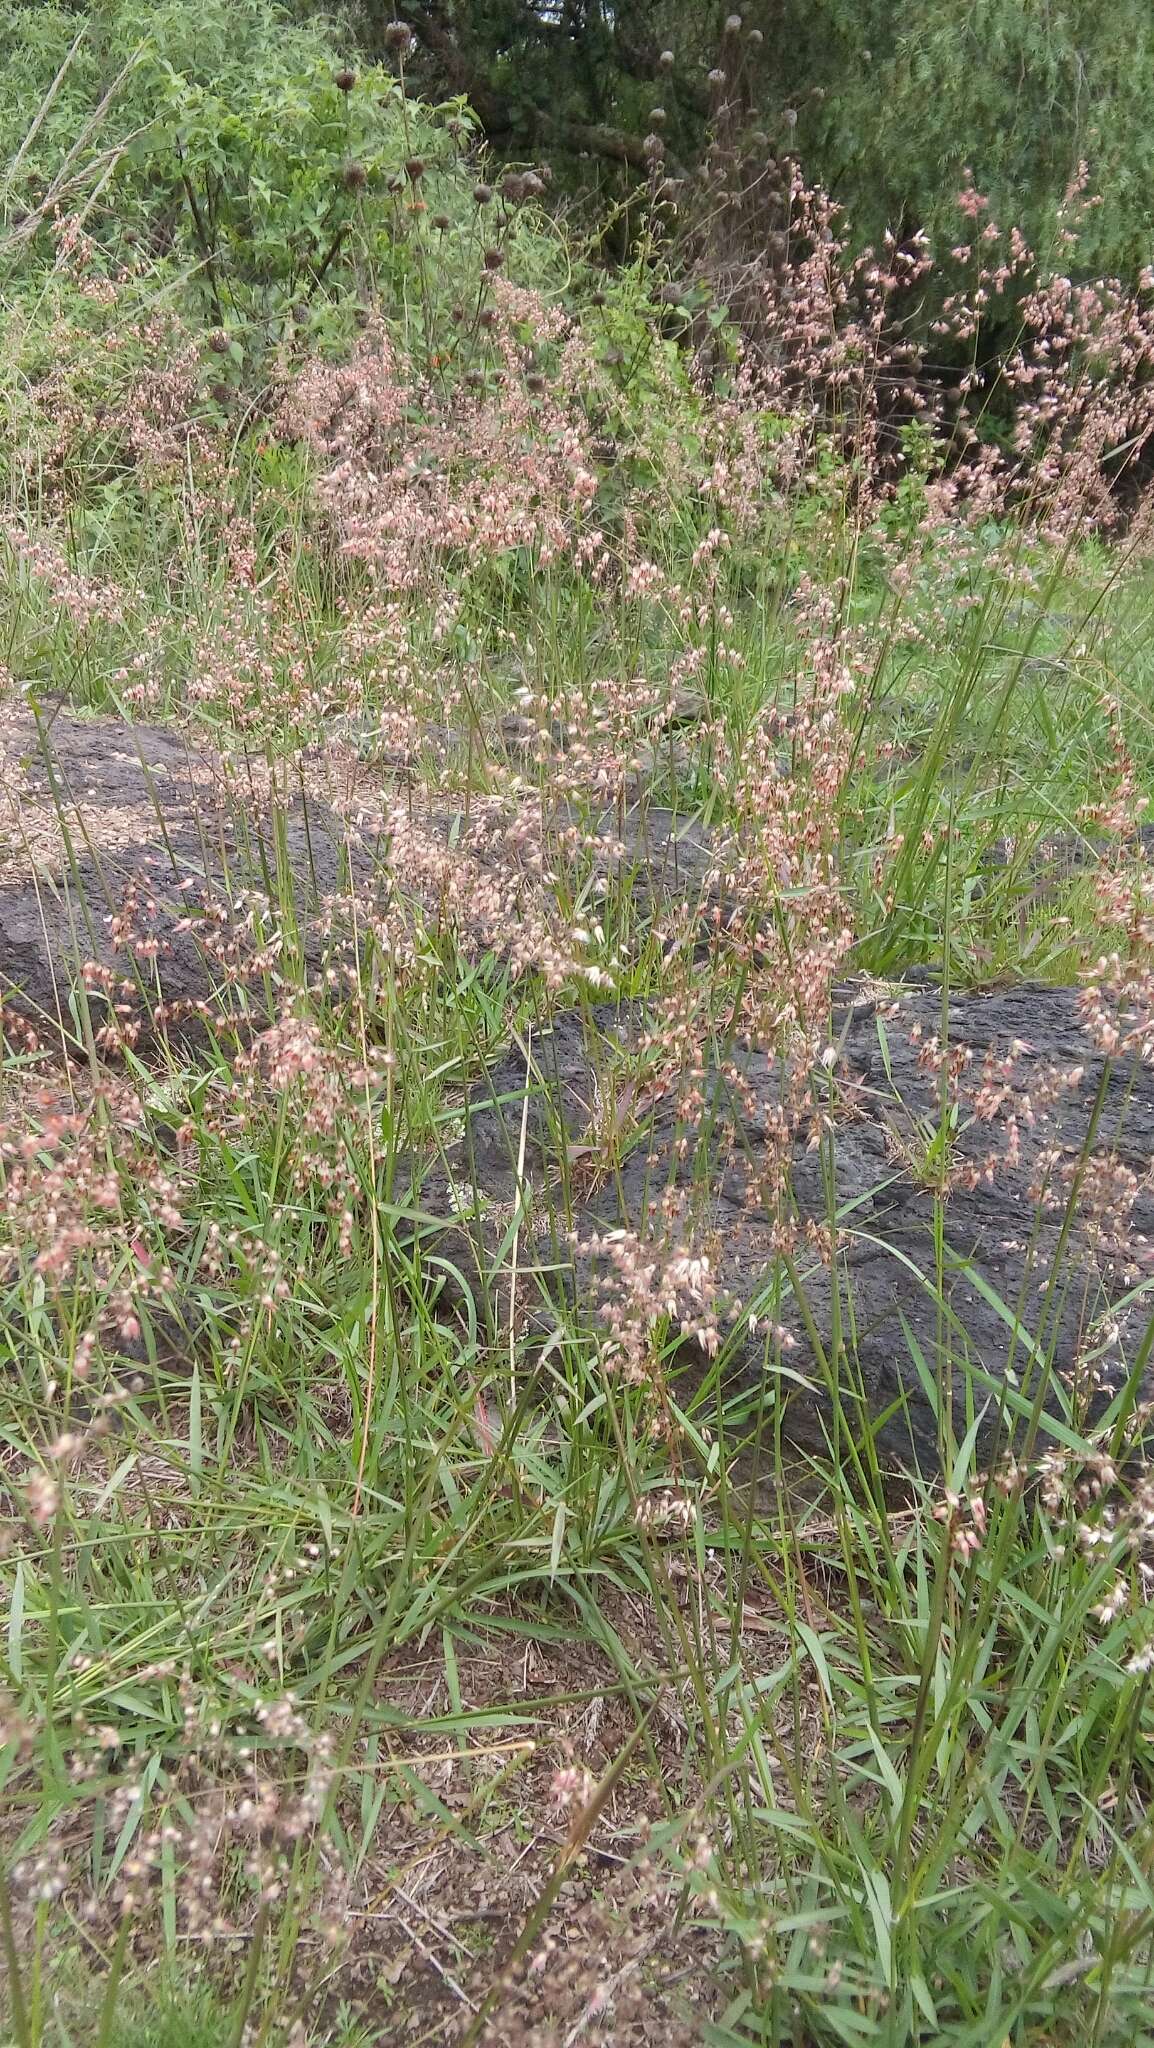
352,1 -> 1154,295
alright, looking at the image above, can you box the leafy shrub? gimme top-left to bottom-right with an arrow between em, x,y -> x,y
0,1 -> 499,367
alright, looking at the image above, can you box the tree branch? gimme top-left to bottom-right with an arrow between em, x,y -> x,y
552,120 -> 651,171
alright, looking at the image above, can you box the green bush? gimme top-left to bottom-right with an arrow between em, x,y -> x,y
0,0 -> 575,529
0,1 -> 489,362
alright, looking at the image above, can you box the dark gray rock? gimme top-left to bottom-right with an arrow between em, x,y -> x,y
0,706 -> 369,1047
0,707 -> 720,1050
976,821 -> 1154,901
7,711 -> 1150,1478
414,984 -> 1154,1476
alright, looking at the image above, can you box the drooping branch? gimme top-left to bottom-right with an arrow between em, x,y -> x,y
550,119 -> 652,171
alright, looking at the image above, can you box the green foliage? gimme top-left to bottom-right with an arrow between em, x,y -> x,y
0,0 -> 340,199
14,0 -> 1154,374
94,1981 -> 232,2048
144,60 -> 460,339
0,0 -> 487,361
0,0 -> 572,497
793,0 -> 1154,282
362,0 -> 1154,320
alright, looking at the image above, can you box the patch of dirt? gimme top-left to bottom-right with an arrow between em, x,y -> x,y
331,1628 -> 728,2044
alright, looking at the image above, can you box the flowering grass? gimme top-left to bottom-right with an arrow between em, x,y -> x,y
4,26 -> 1154,2047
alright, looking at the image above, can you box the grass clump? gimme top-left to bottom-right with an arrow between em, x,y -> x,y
2,7 -> 1154,2047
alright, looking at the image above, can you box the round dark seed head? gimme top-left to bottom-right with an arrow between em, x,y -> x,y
383,20 -> 413,54
432,212 -> 451,231
405,156 -> 426,182
334,68 -> 357,92
478,306 -> 498,328
472,182 -> 494,206
482,245 -> 505,270
342,160 -> 368,191
208,328 -> 229,354
501,173 -> 526,203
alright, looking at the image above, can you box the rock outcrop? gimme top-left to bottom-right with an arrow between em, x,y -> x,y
0,705 -> 713,1047
5,707 -> 1149,1476
415,985 -> 1153,1473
